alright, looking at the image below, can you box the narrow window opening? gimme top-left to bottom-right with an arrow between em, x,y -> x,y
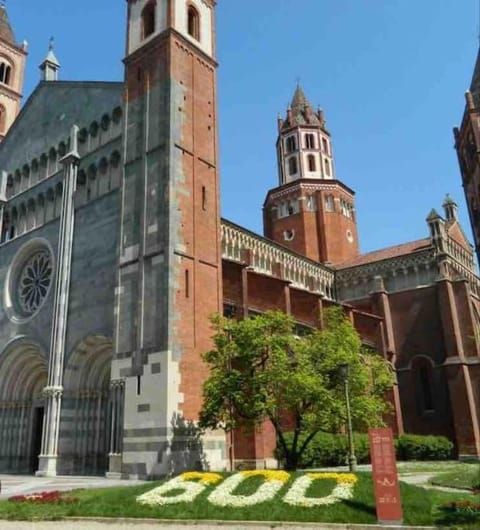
419,365 -> 434,412
286,136 -> 296,153
142,1 -> 156,39
288,157 -> 298,176
137,375 -> 142,396
322,138 -> 329,154
5,65 -> 11,85
325,195 -> 334,212
188,5 -> 200,40
185,269 -> 190,298
308,154 -> 316,172
325,159 -> 331,177
202,186 -> 207,211
305,134 -> 315,149
9,225 -> 14,239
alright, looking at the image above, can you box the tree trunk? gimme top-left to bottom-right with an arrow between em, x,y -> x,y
284,451 -> 299,471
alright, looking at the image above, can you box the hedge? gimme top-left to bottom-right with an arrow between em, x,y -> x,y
276,432 -> 454,468
395,434 -> 454,461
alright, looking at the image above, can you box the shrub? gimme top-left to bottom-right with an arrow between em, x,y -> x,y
436,500 -> 480,526
276,433 -> 370,468
395,434 -> 454,461
276,432 -> 455,468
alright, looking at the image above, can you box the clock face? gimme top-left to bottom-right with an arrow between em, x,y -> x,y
346,230 -> 354,243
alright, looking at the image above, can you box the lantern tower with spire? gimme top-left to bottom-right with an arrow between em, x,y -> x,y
264,86 -> 359,265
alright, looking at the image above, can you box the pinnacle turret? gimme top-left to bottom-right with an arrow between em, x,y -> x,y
281,84 -> 322,130
40,37 -> 60,82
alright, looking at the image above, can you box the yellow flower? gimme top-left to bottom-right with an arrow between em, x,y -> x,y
180,471 -> 223,485
241,470 -> 290,484
306,472 -> 358,484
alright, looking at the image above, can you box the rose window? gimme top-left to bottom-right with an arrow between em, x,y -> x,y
17,251 -> 52,314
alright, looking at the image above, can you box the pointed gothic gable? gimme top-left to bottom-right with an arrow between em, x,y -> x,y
446,219 -> 473,252
0,81 -> 124,171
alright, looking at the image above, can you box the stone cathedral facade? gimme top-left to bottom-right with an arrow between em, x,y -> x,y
0,2 -> 478,479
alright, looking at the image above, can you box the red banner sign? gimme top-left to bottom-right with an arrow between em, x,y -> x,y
369,428 -> 403,524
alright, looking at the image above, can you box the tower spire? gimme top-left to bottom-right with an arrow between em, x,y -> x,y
40,37 -> 60,82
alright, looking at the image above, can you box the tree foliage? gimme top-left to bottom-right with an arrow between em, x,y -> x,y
199,306 -> 394,470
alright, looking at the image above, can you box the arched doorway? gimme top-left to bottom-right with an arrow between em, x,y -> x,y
63,336 -> 112,476
0,340 -> 48,474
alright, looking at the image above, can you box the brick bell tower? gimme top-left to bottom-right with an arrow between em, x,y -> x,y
454,48 -> 480,265
0,4 -> 27,142
264,86 -> 359,265
110,0 -> 222,478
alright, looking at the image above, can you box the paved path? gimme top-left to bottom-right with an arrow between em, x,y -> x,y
0,474 -> 146,500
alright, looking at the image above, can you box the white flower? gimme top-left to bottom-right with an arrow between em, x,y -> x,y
136,476 -> 206,506
207,471 -> 286,507
283,473 -> 357,507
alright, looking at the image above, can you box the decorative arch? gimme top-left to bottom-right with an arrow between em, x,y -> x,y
63,335 -> 113,475
0,337 -> 47,401
0,337 -> 48,473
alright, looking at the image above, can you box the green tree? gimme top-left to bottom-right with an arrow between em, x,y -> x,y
199,306 -> 394,471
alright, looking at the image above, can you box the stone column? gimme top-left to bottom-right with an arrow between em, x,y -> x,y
106,379 -> 125,478
0,171 -> 8,242
37,126 -> 79,477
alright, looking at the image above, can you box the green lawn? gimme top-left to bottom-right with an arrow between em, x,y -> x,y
430,464 -> 480,490
397,461 -> 475,475
0,472 -> 476,526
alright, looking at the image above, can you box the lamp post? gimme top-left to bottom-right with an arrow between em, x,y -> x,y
340,363 -> 357,472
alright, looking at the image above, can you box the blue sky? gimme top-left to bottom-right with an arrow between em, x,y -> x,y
10,0 -> 480,253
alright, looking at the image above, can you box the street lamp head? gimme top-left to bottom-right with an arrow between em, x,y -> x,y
339,363 -> 349,380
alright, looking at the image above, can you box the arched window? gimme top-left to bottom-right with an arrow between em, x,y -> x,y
188,5 -> 200,41
322,137 -> 329,154
305,133 -> 315,149
0,104 -> 6,134
288,157 -> 298,176
286,135 -> 296,153
324,158 -> 331,177
142,1 -> 156,39
325,195 -> 334,212
418,364 -> 434,412
307,154 -> 316,172
0,62 -> 12,85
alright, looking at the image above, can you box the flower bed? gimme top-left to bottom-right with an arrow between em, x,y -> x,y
137,470 -> 358,509
8,491 -> 78,504
284,473 -> 358,507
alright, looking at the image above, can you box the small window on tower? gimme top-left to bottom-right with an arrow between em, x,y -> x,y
322,138 -> 329,154
286,136 -> 296,153
288,157 -> 298,176
188,5 -> 201,41
307,154 -> 316,172
142,1 -> 156,39
305,134 -> 315,149
0,62 -> 11,85
324,159 -> 331,177
325,195 -> 334,212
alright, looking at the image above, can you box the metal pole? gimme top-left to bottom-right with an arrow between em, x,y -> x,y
344,371 -> 357,472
